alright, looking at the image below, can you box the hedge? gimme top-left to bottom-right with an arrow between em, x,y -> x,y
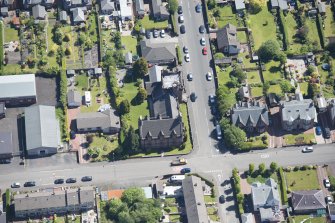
176,46 -> 182,65
58,70 -> 70,141
95,4 -> 103,61
0,21 -> 3,74
316,13 -> 325,48
106,66 -> 121,109
232,168 -> 244,217
170,13 -> 178,36
278,11 -> 289,51
278,167 -> 288,204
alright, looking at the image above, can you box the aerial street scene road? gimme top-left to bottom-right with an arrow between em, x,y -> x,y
0,0 -> 335,222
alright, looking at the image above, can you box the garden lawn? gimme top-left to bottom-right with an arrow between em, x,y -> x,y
210,5 -> 238,28
285,169 -> 320,190
247,172 -> 278,184
247,71 -> 261,84
4,26 -> 19,42
304,18 -> 321,50
122,36 -> 137,54
3,64 -> 37,74
216,65 -> 233,86
283,133 -> 316,146
204,195 -> 216,203
284,12 -> 304,54
262,60 -> 283,82
207,207 -> 220,221
101,29 -> 114,51
251,87 -> 263,97
87,13 -> 98,43
324,6 -> 335,38
288,216 -> 327,223
240,51 -> 255,68
268,84 -> 282,94
237,30 -> 247,43
140,15 -> 169,30
46,25 -> 59,68
248,7 -> 277,49
89,136 -> 119,161
169,215 -> 181,222
63,26 -> 82,67
300,82 -> 309,96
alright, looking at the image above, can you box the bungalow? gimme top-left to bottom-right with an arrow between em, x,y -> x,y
291,190 -> 326,214
135,0 -> 145,18
32,4 -> 46,20
67,90 -> 82,108
100,0 -> 114,15
72,8 -> 85,24
217,23 -> 241,55
140,40 -> 176,65
151,0 -> 169,21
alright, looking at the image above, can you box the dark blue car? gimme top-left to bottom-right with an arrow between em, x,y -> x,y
181,168 -> 191,174
315,126 -> 322,135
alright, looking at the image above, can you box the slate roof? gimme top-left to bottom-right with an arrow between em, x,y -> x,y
140,40 -> 176,64
217,23 -> 241,52
280,92 -> 316,122
76,109 -> 120,130
32,4 -> 46,19
100,0 -> 114,11
149,92 -> 179,119
241,213 -> 254,223
0,74 -> 36,99
139,116 -> 183,140
235,0 -> 245,10
251,178 -> 280,209
59,10 -> 67,21
149,65 -> 163,83
67,90 -> 82,106
0,132 -> 13,155
182,176 -> 209,223
72,7 -> 85,22
25,105 -> 60,151
135,0 -> 144,14
291,190 -> 326,211
231,101 -> 269,127
151,0 -> 168,16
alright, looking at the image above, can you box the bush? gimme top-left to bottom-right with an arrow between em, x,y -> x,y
278,167 -> 288,204
170,14 -> 178,36
176,46 -> 182,65
293,166 -> 300,171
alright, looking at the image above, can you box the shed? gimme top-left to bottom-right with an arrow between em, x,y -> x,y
125,52 -> 133,64
317,1 -> 326,15
94,67 -> 102,76
235,0 -> 245,11
59,10 -> 68,22
66,69 -> 75,77
32,5 -> 46,20
67,90 -> 82,108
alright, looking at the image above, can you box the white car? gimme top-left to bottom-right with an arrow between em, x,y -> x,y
160,30 -> 165,38
326,195 -> 333,204
324,179 -> 331,188
11,182 -> 21,188
206,72 -> 212,81
200,37 -> 206,46
302,146 -> 313,153
179,15 -> 184,23
185,54 -> 190,62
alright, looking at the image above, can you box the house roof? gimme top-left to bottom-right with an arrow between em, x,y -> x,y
317,1 -> 326,13
135,0 -> 144,12
67,90 -> 81,105
100,0 -> 114,11
292,190 -> 326,211
0,132 -> 13,155
139,116 -> 183,140
76,109 -> 120,130
329,99 -> 335,120
235,0 -> 245,10
140,40 -> 176,64
32,4 -> 46,19
271,0 -> 279,7
162,72 -> 180,89
0,74 -> 36,99
94,67 -> 102,74
239,85 -> 252,99
151,0 -> 168,16
251,178 -> 280,209
182,176 -> 209,223
316,96 -> 326,109
125,52 -> 133,64
280,92 -> 316,122
241,213 -> 254,223
25,105 -> 60,151
72,7 -> 85,22
217,23 -> 241,51
119,0 -> 132,18
149,65 -> 163,83
149,91 -> 179,119
231,101 -> 269,127
59,10 -> 67,21
278,0 -> 288,10
107,189 -> 124,199
268,93 -> 279,105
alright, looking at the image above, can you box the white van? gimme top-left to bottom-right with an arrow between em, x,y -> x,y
169,175 -> 186,183
85,91 -> 91,106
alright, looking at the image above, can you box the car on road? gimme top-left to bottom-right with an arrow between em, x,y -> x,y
180,25 -> 186,34
160,30 -> 165,38
0,159 -> 11,164
206,72 -> 212,81
200,37 -> 206,46
302,146 -> 313,153
202,47 -> 207,55
24,181 -> 36,187
199,25 -> 205,33
209,95 -> 215,104
82,176 -> 93,182
315,126 -> 322,135
190,92 -> 197,102
324,127 -> 331,139
178,5 -> 183,14
180,168 -> 191,174
11,182 -> 21,188
216,124 -> 222,140
145,30 -> 151,39
196,4 -> 202,13
326,195 -> 333,204
66,178 -> 77,183
183,46 -> 189,53
178,15 -> 184,23
187,73 -> 193,81
153,29 -> 159,38
185,54 -> 190,62
324,178 -> 330,188
70,130 -> 76,139
219,195 -> 226,203
54,178 -> 64,184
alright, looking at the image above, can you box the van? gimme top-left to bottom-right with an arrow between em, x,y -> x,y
216,125 -> 222,140
85,91 -> 91,106
169,175 -> 185,183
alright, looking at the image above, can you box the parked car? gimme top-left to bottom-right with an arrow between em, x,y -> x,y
326,195 -> 333,204
324,127 -> 331,139
178,5 -> 183,14
315,126 -> 322,135
160,30 -> 165,38
206,72 -> 212,81
70,130 -> 76,139
183,46 -> 189,53
196,4 -> 202,13
185,54 -> 190,62
219,195 -> 226,203
180,25 -> 186,34
11,182 -> 21,188
24,181 -> 36,187
199,25 -> 205,33
200,37 -> 206,46
178,15 -> 184,23
180,168 -> 191,174
0,159 -> 11,164
81,176 -> 93,182
153,29 -> 159,38
202,47 -> 207,55
190,92 -> 197,102
145,30 -> 151,39
54,179 -> 64,184
66,178 -> 77,183
302,146 -> 313,153
324,178 -> 331,188
209,95 -> 215,104
187,73 -> 193,81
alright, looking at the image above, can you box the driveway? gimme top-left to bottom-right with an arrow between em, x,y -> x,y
316,166 -> 330,195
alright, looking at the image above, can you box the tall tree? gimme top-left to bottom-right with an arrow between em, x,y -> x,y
119,99 -> 130,115
167,0 -> 178,14
270,162 -> 278,172
133,57 -> 148,78
249,163 -> 255,175
230,67 -> 247,83
258,163 -> 266,175
257,40 -> 281,62
223,125 -> 246,150
137,87 -> 147,103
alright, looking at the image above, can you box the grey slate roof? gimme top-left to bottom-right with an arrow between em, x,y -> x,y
59,10 -> 68,21
231,101 -> 269,127
251,178 -> 280,209
135,0 -> 144,14
182,176 -> 209,223
100,0 -> 114,11
67,90 -> 82,106
280,92 -> 316,122
72,7 -> 85,22
149,92 -> 179,119
151,0 -> 169,16
235,0 -> 245,10
76,109 -> 120,130
217,23 -> 241,51
25,105 -> 60,151
0,132 -> 13,155
292,190 -> 326,211
32,4 -> 46,19
149,65 -> 162,83
0,74 -> 36,99
139,116 -> 183,140
140,40 -> 176,64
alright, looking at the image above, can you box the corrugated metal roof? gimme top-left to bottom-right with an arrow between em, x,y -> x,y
0,74 -> 36,99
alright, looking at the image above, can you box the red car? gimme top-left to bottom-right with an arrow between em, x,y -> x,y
202,47 -> 207,55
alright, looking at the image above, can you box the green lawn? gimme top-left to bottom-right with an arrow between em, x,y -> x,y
304,18 -> 321,50
251,87 -> 263,97
285,169 -> 320,191
300,82 -> 309,96
237,31 -> 248,43
247,71 -> 261,84
88,136 -> 119,161
289,215 -> 327,223
283,133 -> 316,146
324,6 -> 335,38
240,51 -> 254,68
209,5 -> 239,28
4,26 -> 19,42
247,172 -> 278,184
140,15 -> 169,30
46,25 -> 59,68
263,60 -> 283,82
101,29 -> 115,51
284,12 -> 304,54
216,65 -> 233,86
204,195 -> 216,203
169,215 -> 181,222
248,7 -> 277,49
122,35 -> 138,54
268,84 -> 282,94
75,75 -> 89,90
87,13 -> 98,43
207,207 -> 220,221
2,63 -> 37,74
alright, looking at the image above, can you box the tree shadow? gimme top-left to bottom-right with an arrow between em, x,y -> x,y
269,66 -> 281,73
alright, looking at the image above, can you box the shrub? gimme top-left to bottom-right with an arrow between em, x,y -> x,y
278,167 -> 288,204
176,46 -> 182,65
293,166 -> 300,171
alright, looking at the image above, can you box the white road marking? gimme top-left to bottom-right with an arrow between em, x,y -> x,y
261,153 -> 270,159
